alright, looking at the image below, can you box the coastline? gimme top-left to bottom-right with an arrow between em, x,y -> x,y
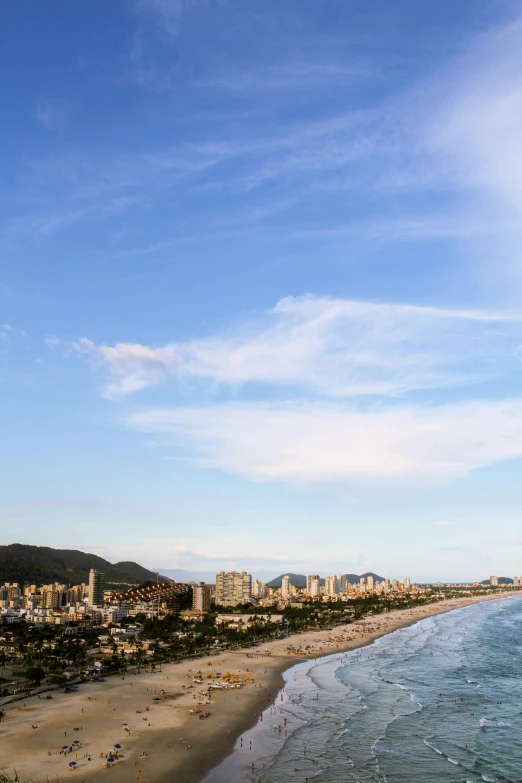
1,591 -> 515,783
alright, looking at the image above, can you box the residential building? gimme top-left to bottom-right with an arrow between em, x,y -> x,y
192,582 -> 211,612
308,575 -> 320,597
42,589 -> 66,608
216,571 -> 252,606
403,577 -> 411,590
281,575 -> 291,599
306,574 -> 320,595
490,576 -> 498,586
252,578 -> 266,600
103,605 -> 130,624
88,569 -> 106,607
366,575 -> 374,590
324,574 -> 339,596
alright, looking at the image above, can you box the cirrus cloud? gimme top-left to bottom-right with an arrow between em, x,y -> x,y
126,398 -> 522,485
71,337 -> 182,397
51,295 -> 522,398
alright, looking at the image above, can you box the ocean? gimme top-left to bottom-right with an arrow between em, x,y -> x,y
204,595 -> 522,783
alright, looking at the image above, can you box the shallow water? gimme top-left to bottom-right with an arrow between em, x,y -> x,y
204,595 -> 522,783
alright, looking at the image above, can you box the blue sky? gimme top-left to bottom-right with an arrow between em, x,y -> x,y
2,0 -> 522,582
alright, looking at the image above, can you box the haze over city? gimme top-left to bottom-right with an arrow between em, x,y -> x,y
3,1 -> 522,582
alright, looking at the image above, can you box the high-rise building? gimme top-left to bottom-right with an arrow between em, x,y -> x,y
192,582 -> 211,612
515,576 -> 521,587
306,575 -> 320,595
490,576 -> 498,586
88,569 -> 106,607
325,575 -> 339,596
281,575 -> 291,599
359,577 -> 366,588
252,578 -> 262,599
42,589 -> 66,608
6,584 -> 21,601
216,571 -> 252,606
403,577 -> 411,590
367,575 -> 374,590
337,575 -> 347,593
309,576 -> 320,597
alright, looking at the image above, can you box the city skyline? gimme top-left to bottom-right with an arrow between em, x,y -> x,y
3,2 -> 522,581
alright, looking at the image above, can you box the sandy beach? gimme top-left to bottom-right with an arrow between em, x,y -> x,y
0,591 -> 512,783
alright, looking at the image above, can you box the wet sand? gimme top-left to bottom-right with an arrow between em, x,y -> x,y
0,591 -> 512,783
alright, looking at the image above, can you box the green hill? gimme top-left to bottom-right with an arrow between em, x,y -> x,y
0,543 -> 168,587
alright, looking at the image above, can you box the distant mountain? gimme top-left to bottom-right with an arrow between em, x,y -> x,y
266,573 -> 309,589
347,572 -> 386,585
0,544 -> 169,587
266,572 -> 386,589
480,577 -> 514,585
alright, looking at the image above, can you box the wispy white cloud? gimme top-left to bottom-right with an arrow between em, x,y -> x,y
70,338 -> 182,397
126,398 -> 522,485
61,295 -> 522,398
429,16 -> 522,218
434,520 -> 453,527
7,11 -> 522,255
44,334 -> 63,350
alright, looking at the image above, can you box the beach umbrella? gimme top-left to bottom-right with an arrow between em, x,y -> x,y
107,757 -> 115,764
122,723 -> 128,726
114,743 -> 122,749
69,762 -> 77,767
72,740 -> 80,746
62,745 -> 69,750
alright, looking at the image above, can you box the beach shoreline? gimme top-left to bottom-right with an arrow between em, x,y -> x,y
0,591 -> 515,783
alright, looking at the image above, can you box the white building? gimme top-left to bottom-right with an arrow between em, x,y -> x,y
310,576 -> 321,598
337,575 -> 348,594
281,575 -> 291,599
366,575 -> 374,590
306,575 -> 320,596
324,575 -> 339,597
192,582 -> 211,612
490,576 -> 498,586
216,571 -> 252,606
103,605 -> 130,624
252,578 -> 262,599
403,577 -> 411,590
